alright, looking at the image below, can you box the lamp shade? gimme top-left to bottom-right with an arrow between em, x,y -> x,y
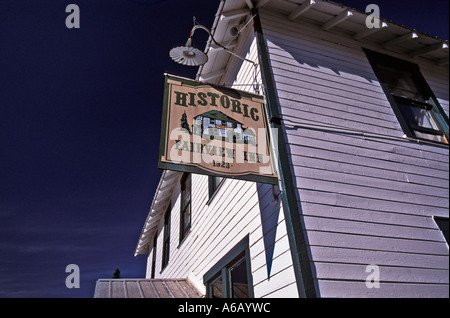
169,39 -> 208,66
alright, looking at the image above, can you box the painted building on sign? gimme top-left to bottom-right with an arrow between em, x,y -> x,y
95,0 -> 449,298
193,110 -> 257,146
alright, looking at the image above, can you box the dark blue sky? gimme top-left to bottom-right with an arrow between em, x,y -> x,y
0,0 -> 448,298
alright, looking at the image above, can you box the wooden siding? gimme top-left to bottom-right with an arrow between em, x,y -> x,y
146,175 -> 299,298
260,8 -> 449,298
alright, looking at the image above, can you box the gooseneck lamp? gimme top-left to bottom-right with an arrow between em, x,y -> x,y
169,23 -> 257,67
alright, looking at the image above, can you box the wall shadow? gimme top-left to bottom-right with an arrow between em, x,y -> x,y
256,183 -> 280,280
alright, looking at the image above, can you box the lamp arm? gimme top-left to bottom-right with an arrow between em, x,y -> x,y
190,25 -> 257,67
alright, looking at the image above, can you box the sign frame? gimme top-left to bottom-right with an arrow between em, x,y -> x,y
158,74 -> 278,185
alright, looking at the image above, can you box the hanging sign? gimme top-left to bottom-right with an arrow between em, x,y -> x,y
158,74 -> 278,184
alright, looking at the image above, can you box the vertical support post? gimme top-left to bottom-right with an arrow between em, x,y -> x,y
251,8 -> 317,298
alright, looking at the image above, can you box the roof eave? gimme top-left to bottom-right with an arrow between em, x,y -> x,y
196,0 -> 448,83
134,170 -> 181,256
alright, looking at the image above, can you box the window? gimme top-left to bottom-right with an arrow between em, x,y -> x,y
434,217 -> 449,244
229,256 -> 251,298
161,204 -> 171,270
151,235 -> 157,278
180,173 -> 191,243
203,236 -> 254,298
209,272 -> 224,298
364,49 -> 449,144
208,175 -> 224,200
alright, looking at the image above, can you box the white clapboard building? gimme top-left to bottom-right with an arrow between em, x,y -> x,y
95,0 -> 449,298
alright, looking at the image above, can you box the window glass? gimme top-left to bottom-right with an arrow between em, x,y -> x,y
376,64 -> 427,101
183,174 -> 191,207
208,175 -> 223,200
414,131 -> 447,143
151,235 -> 157,278
210,275 -> 223,298
180,173 -> 191,242
214,176 -> 223,189
230,258 -> 249,298
397,102 -> 438,130
162,206 -> 171,269
183,203 -> 191,231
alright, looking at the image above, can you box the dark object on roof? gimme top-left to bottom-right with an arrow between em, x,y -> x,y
113,269 -> 120,279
